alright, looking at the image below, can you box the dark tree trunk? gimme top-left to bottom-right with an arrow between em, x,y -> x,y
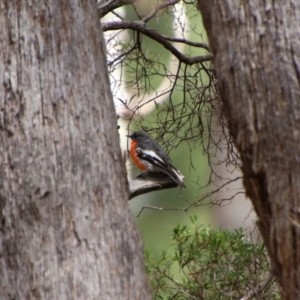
0,1 -> 150,299
197,1 -> 300,298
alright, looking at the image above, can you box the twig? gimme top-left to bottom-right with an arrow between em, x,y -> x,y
188,176 -> 243,209
98,0 -> 137,19
240,272 -> 274,300
102,21 -> 212,65
132,176 -> 244,218
161,35 -> 210,51
111,10 -> 125,21
108,43 -> 137,66
136,205 -> 186,217
141,0 -> 180,23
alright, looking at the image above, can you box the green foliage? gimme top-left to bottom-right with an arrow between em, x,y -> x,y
145,216 -> 279,299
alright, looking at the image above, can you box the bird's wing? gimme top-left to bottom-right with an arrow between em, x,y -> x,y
136,148 -> 168,168
136,147 -> 185,182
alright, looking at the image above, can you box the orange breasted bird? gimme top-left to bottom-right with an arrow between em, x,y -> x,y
127,131 -> 186,188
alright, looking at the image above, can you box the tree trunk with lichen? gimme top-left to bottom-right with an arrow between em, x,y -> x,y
0,1 -> 150,299
197,1 -> 300,299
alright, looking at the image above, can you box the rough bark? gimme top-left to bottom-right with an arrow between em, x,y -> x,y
0,1 -> 151,299
197,1 -> 300,299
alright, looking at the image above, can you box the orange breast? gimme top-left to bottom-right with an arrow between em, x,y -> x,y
130,141 -> 147,171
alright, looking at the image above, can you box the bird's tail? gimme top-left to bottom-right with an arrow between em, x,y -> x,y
169,168 -> 186,188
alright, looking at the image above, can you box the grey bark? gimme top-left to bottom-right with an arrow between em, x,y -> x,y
0,1 -> 150,299
129,172 -> 178,200
197,1 -> 300,299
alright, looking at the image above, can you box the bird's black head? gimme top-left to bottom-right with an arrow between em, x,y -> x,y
126,131 -> 150,141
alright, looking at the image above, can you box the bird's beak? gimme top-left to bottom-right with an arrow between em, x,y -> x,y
126,134 -> 131,138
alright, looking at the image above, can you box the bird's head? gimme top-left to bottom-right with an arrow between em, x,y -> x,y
126,131 -> 150,142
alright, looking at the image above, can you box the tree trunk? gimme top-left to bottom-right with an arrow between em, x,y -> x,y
197,1 -> 300,298
0,1 -> 150,299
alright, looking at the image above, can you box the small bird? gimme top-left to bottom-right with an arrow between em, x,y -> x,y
127,131 -> 185,188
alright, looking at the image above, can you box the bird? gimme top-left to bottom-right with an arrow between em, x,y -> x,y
127,131 -> 185,188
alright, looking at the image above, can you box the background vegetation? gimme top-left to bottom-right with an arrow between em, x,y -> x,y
146,217 -> 278,299
101,0 -> 279,298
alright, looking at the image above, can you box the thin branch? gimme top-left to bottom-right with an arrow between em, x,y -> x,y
102,21 -> 212,65
108,43 -> 137,66
141,0 -> 180,23
132,2 -> 143,20
161,35 -> 210,51
137,204 -> 186,218
240,273 -> 274,300
134,176 -> 244,217
111,10 -> 125,21
190,176 -> 243,209
209,191 -> 246,207
98,0 -> 137,19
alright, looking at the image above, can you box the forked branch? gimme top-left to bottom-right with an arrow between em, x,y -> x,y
102,21 -> 212,65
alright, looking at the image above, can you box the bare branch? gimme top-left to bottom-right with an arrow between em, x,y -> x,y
102,21 -> 212,65
108,43 -> 137,66
240,273 -> 274,300
191,176 -> 243,208
111,10 -> 125,21
98,0 -> 137,19
128,172 -> 179,200
141,0 -> 180,23
133,176 -> 244,218
136,204 -> 186,217
161,35 -> 210,51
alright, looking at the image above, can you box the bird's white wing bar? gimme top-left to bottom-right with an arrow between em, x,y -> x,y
173,169 -> 185,181
137,147 -> 184,179
136,147 -> 185,188
136,148 -> 167,166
